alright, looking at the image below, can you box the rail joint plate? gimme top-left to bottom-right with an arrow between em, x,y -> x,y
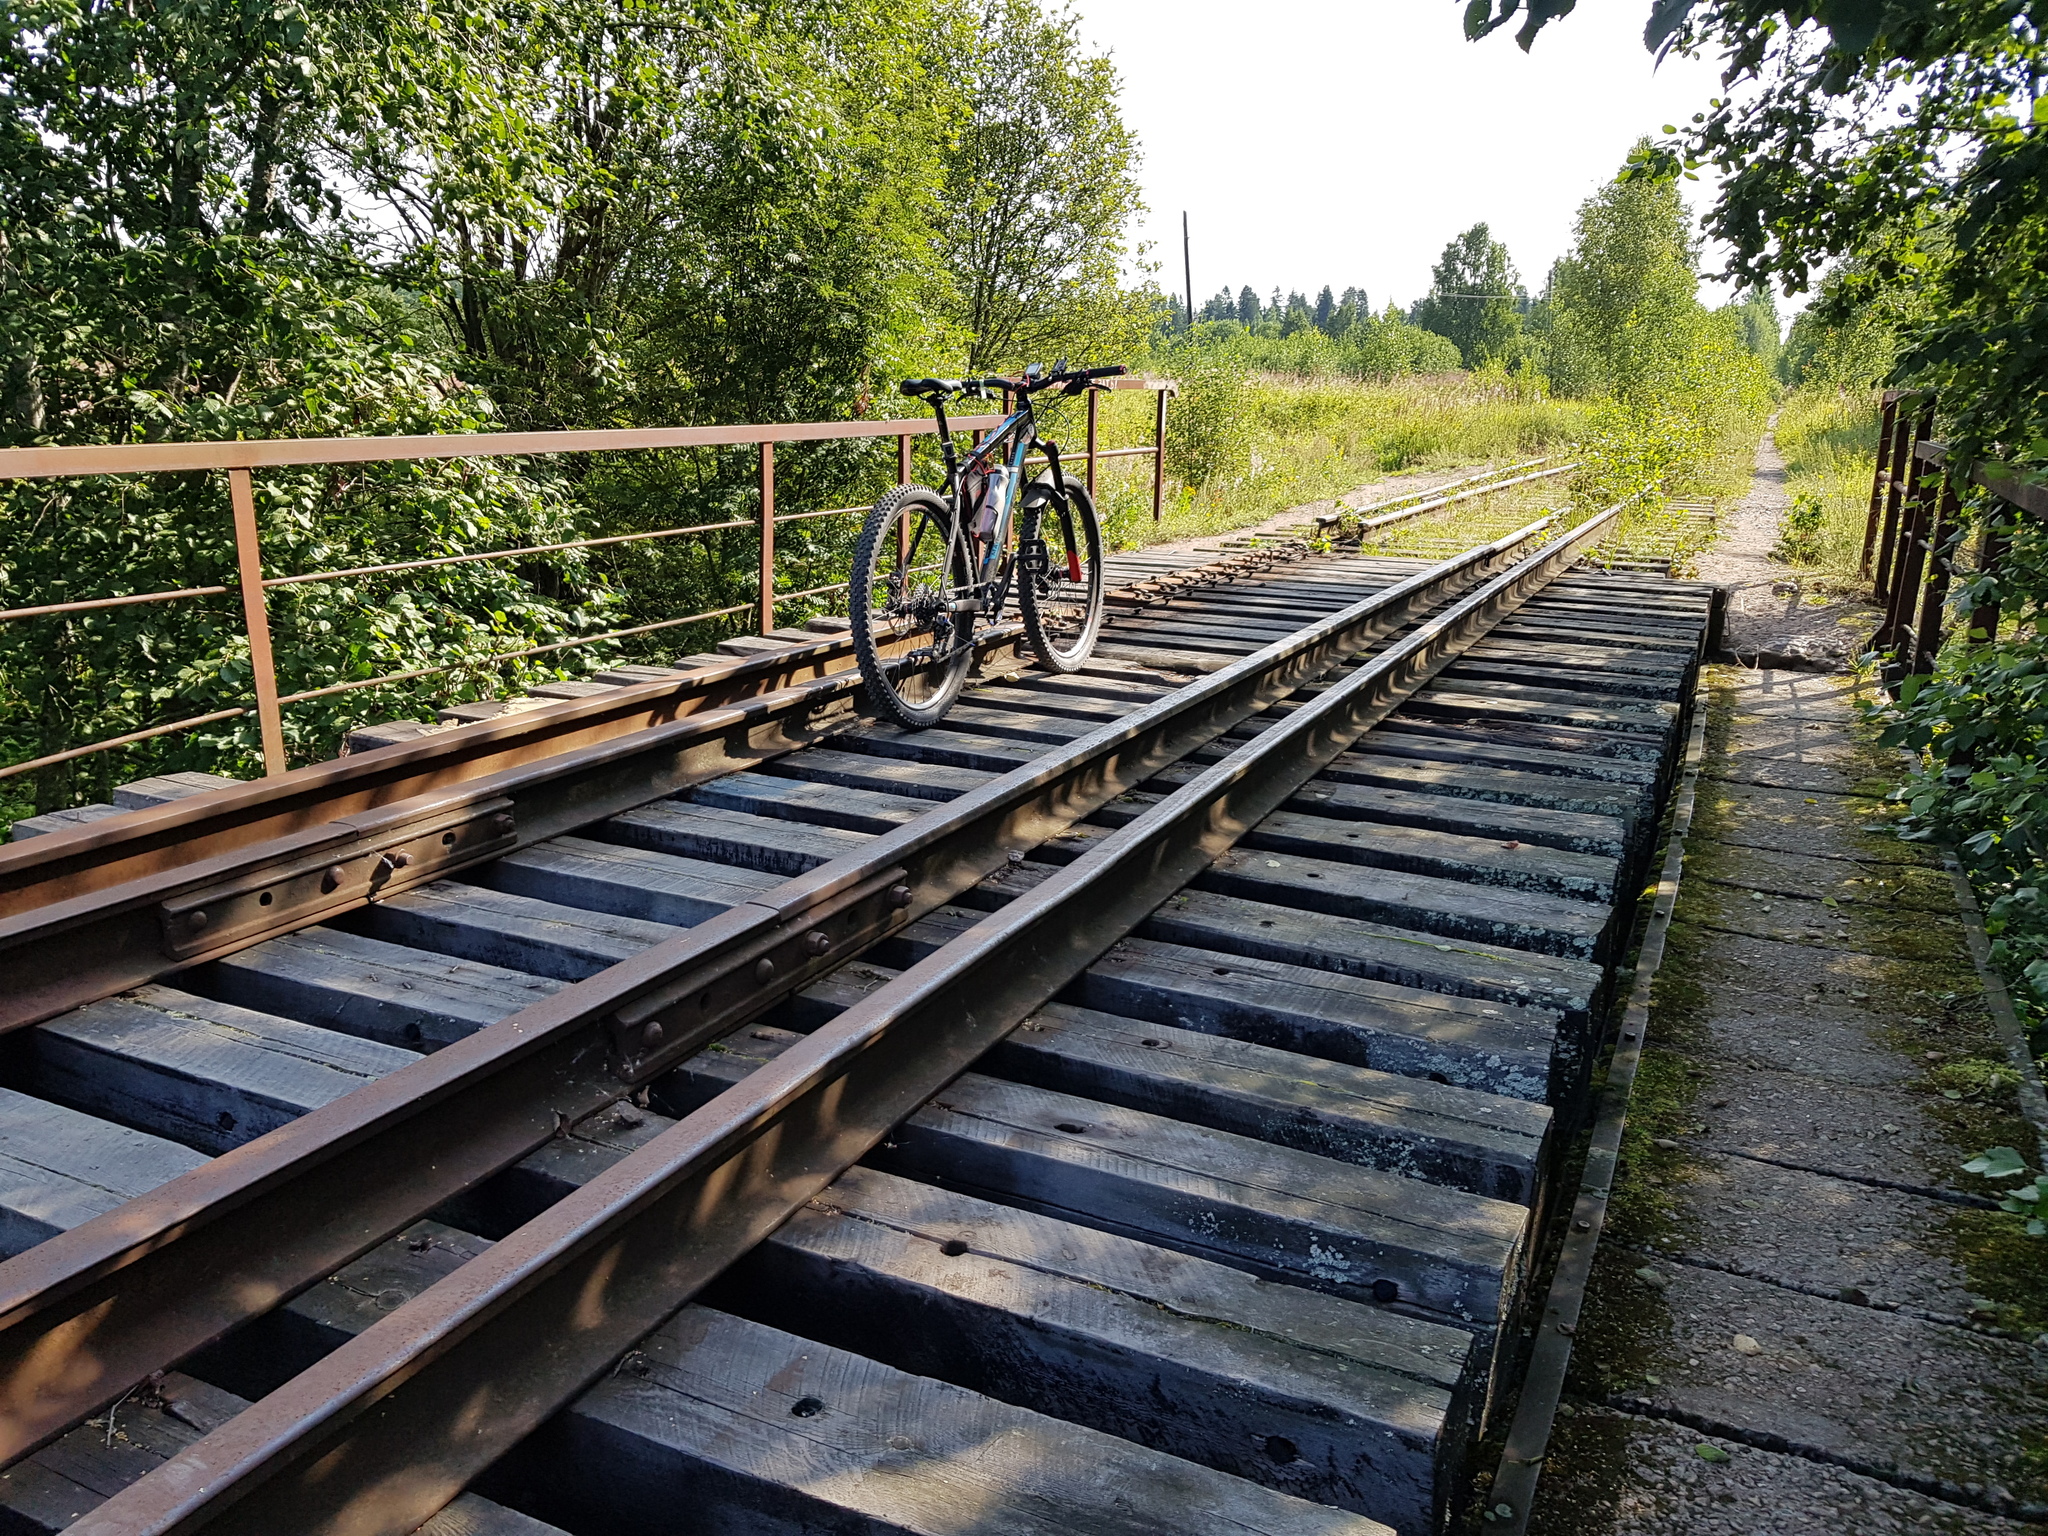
157,797 -> 518,960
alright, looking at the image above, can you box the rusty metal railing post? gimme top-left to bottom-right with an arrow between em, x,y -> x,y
1912,477 -> 1963,676
1969,520 -> 2010,644
758,442 -> 776,636
1874,438 -> 1937,673
1859,394 -> 1898,580
1874,402 -> 1929,603
1151,387 -> 1168,522
227,467 -> 288,777
1085,388 -> 1099,498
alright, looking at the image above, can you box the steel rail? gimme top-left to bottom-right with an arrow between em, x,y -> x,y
0,620 -> 959,1023
1310,456 -> 1557,533
0,528 -> 1534,1471
1349,462 -> 1577,538
70,501 -> 1624,1536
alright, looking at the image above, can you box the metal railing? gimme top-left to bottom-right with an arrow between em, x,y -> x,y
1863,387 -> 2046,686
0,377 -> 1177,781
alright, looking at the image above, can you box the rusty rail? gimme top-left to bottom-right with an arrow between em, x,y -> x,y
0,379 -> 1176,783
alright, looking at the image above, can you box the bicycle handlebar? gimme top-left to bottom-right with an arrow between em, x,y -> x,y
899,364 -> 1127,402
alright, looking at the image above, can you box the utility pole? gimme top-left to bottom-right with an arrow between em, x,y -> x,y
1182,212 -> 1194,330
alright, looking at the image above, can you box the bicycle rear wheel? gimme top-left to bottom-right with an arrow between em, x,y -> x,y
1017,474 -> 1105,673
849,484 -> 978,729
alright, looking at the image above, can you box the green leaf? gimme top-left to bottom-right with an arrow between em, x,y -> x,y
1963,1147 -> 2032,1179
1695,1444 -> 1731,1463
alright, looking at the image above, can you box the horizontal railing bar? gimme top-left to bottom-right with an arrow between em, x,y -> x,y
1914,440 -> 2048,521
770,505 -> 867,526
0,708 -> 250,783
272,603 -> 758,706
771,580 -> 851,605
264,520 -> 759,589
0,585 -> 234,625
0,414 -> 1011,482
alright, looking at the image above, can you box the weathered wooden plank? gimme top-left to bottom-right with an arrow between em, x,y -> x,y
755,747 -> 990,802
1062,935 -> 1558,1101
710,1167 -> 1472,1534
1380,713 -> 1667,765
1313,754 -> 1650,829
597,800 -> 873,874
1486,619 -> 1697,654
960,865 -> 1599,1022
776,963 -> 1549,1200
1405,684 -> 1676,736
0,1363 -> 559,1535
1362,721 -> 1662,775
1141,768 -> 1630,858
8,804 -> 122,840
669,1035 -> 1527,1327
348,881 -> 672,981
836,721 -> 1043,773
197,928 -> 558,1049
685,771 -> 927,833
508,1306 -> 1396,1536
933,700 -> 1111,743
1464,639 -> 1690,679
30,986 -> 416,1155
0,1087 -> 206,1255
110,770 -> 240,809
1196,846 -> 1609,961
1231,808 -> 1619,902
477,836 -> 780,925
1440,658 -> 1681,701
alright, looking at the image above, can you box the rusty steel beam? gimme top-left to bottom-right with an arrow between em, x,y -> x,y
0,524 -> 1543,1474
69,502 -> 1625,1536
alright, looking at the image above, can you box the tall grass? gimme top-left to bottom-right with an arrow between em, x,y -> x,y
1773,385 -> 1882,588
1065,374 -> 1590,550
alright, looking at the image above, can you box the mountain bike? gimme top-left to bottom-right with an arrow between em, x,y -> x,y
849,362 -> 1122,729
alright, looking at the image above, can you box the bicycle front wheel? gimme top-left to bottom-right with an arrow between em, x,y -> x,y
849,484 -> 978,730
1017,474 -> 1105,672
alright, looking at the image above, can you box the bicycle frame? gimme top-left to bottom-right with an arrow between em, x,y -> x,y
922,390 -> 1080,618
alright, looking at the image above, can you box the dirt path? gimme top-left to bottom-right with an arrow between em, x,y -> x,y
1694,424 -> 1880,668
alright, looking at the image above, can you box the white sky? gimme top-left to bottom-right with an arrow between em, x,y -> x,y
1071,0 -> 1748,313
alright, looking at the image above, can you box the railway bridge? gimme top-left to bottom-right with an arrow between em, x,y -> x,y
0,426 -> 1718,1536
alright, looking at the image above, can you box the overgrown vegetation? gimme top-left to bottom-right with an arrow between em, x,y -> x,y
0,0 -> 1145,816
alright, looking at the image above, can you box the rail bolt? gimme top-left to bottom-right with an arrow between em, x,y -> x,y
641,1020 -> 664,1049
754,957 -> 777,984
186,910 -> 209,931
321,864 -> 345,893
803,931 -> 832,956
492,812 -> 515,835
889,884 -> 913,909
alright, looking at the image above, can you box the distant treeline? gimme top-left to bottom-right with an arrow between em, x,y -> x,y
1197,286 -> 1376,336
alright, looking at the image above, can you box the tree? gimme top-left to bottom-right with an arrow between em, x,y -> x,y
1200,288 -> 1239,322
934,0 -> 1148,372
1236,286 -> 1260,325
1412,223 -> 1523,368
1542,163 -> 1700,397
1313,286 -> 1336,332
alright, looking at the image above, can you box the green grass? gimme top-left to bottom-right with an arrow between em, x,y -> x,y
1774,384 -> 1882,591
1073,374 -> 1591,551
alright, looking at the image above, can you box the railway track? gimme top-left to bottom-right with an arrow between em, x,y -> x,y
0,490 -> 1713,1536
